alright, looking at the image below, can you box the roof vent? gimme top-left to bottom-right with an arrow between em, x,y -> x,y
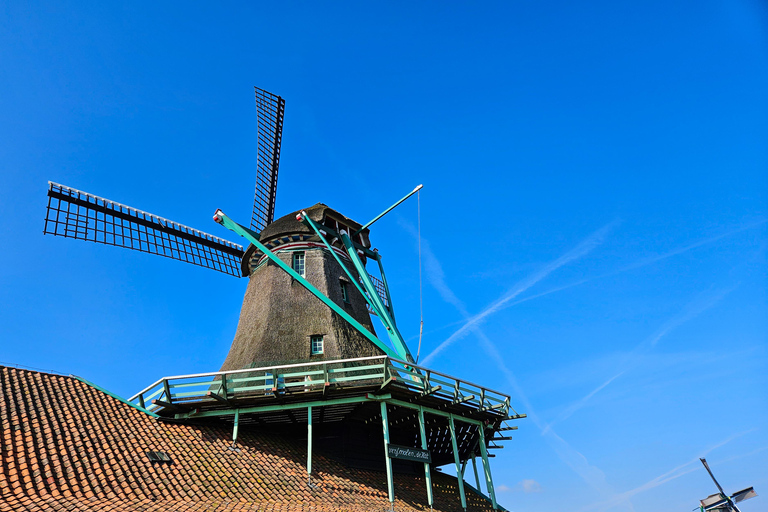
146,451 -> 172,464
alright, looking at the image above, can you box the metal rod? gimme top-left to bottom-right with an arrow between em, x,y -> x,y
471,456 -> 481,492
381,402 -> 395,506
418,407 -> 434,508
478,426 -> 498,509
354,184 -> 423,235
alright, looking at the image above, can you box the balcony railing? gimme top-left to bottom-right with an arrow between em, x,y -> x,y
129,356 -> 515,419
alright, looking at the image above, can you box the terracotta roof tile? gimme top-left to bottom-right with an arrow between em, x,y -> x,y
1,366 -> 501,511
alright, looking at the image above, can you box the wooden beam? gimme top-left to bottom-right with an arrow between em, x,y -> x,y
206,391 -> 229,403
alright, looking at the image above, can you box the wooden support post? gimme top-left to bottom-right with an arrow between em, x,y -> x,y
449,415 -> 467,510
221,373 -> 228,397
231,409 -> 240,448
381,401 -> 395,508
307,405 -> 313,479
471,456 -> 481,492
418,407 -> 434,508
478,426 -> 498,509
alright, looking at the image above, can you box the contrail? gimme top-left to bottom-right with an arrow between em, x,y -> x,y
441,219 -> 767,342
422,220 -> 619,365
412,231 -> 622,502
544,286 -> 735,433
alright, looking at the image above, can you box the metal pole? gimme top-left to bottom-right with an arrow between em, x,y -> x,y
418,407 -> 434,508
449,416 -> 467,510
478,426 -> 498,509
307,405 -> 313,478
231,409 -> 240,448
471,456 -> 481,492
354,184 -> 423,235
381,402 -> 395,507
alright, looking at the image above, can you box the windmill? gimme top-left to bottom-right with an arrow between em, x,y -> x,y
43,87 -> 525,512
698,458 -> 758,512
43,87 -> 416,370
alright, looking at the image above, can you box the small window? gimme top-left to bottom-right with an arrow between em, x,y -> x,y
340,281 -> 349,303
146,451 -> 172,464
310,335 -> 324,355
292,252 -> 305,277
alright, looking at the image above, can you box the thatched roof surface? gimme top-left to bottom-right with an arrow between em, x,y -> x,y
259,203 -> 369,246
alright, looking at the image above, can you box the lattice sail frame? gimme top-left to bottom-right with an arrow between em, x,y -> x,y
251,87 -> 285,233
44,182 -> 245,276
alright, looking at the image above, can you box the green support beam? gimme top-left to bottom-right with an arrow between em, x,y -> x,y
381,401 -> 395,507
449,416 -> 467,510
232,409 -> 240,448
471,456 -> 481,493
478,426 -> 498,510
340,231 -> 414,363
213,210 -> 400,360
307,405 -> 313,478
301,213 -> 370,303
418,407 -> 434,508
354,184 -> 423,235
374,251 -> 396,323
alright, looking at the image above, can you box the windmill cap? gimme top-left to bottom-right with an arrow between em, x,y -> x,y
239,203 -> 371,276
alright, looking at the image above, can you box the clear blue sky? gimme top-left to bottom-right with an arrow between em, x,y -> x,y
1,2 -> 766,511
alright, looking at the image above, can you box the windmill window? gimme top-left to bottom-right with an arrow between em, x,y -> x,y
310,335 -> 324,355
340,281 -> 349,303
292,252 -> 305,277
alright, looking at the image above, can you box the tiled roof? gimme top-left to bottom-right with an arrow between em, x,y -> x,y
0,366 -> 500,511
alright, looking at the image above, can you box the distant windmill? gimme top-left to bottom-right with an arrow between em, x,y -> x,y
697,458 -> 757,512
44,87 -> 419,370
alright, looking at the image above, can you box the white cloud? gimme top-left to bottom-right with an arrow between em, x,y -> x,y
520,479 -> 543,493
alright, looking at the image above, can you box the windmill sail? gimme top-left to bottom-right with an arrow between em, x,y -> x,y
251,87 -> 285,233
44,182 -> 244,276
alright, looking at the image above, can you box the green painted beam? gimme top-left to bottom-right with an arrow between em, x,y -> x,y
232,409 -> 240,447
340,232 -> 397,333
340,232 -> 414,363
374,251 -> 396,323
353,184 -> 423,235
383,398 -> 484,426
307,405 -> 313,476
300,213 -> 373,310
478,426 -> 498,510
381,401 -> 395,505
449,416 -> 467,510
471,456 -> 481,492
213,210 -> 400,360
418,407 -> 434,508
174,395 -> 373,420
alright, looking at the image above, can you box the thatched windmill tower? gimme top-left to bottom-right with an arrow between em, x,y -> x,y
220,203 -> 383,371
